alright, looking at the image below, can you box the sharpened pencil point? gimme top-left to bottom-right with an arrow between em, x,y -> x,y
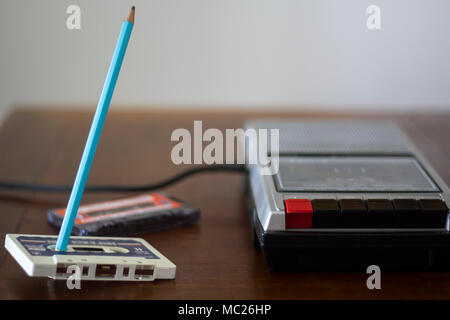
127,7 -> 135,24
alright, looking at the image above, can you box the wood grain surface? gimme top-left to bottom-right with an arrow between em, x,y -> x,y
0,109 -> 449,299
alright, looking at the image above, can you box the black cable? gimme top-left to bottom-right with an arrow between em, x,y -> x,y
0,164 -> 246,193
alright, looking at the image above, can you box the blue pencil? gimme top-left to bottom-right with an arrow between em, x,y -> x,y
56,7 -> 135,251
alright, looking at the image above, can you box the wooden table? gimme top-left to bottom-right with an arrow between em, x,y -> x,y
0,109 -> 449,299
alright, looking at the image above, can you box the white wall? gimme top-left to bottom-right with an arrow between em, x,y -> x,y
1,0 -> 449,122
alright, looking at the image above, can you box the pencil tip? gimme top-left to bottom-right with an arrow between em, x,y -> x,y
127,6 -> 135,23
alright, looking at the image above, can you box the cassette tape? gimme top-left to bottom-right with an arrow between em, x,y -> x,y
4,234 -> 176,281
47,193 -> 200,236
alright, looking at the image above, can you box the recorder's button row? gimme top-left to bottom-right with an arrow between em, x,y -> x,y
285,198 -> 448,229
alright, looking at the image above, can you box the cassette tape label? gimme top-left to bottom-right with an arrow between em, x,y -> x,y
17,236 -> 160,259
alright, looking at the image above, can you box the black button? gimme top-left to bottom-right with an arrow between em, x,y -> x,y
366,199 -> 394,228
419,199 -> 448,228
340,199 -> 367,228
420,199 -> 449,213
392,199 -> 421,228
393,199 -> 421,213
340,199 -> 367,213
367,199 -> 394,213
311,199 -> 339,228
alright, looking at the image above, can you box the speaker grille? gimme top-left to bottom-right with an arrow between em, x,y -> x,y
246,120 -> 412,154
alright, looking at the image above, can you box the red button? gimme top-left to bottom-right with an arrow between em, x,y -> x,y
284,199 -> 313,229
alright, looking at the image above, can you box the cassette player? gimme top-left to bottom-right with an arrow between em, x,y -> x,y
245,120 -> 450,271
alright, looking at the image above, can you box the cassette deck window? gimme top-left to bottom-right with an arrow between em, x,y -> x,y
275,156 -> 439,193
